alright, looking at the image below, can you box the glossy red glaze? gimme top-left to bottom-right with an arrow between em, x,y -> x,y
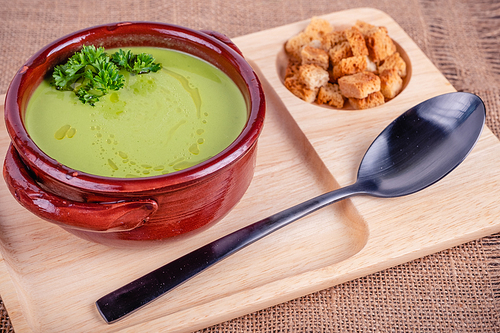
3,22 -> 266,245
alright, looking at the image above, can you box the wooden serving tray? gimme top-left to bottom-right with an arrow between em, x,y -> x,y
2,8 -> 500,332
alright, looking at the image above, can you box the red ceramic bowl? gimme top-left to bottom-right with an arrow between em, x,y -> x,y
3,22 -> 265,246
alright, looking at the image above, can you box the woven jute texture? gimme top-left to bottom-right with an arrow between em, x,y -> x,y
1,0 -> 499,332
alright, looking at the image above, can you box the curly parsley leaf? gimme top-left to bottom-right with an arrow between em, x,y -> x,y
92,58 -> 125,93
131,53 -> 162,74
110,49 -> 134,72
111,49 -> 162,74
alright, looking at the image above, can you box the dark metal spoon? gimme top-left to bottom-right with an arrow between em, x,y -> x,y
96,92 -> 485,323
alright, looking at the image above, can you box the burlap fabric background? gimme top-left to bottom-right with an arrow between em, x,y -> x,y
1,0 -> 499,331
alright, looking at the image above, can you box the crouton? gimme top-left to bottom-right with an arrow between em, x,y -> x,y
321,30 -> 346,49
345,27 -> 369,57
354,20 -> 376,36
304,17 -> 333,40
317,83 -> 345,108
328,41 -> 353,65
285,32 -> 313,60
338,72 -> 381,99
365,27 -> 397,62
299,64 -> 329,90
365,56 -> 377,72
379,69 -> 403,99
285,58 -> 301,79
378,52 -> 407,78
332,55 -> 368,80
308,40 -> 323,49
301,45 -> 329,70
331,65 -> 341,82
284,74 -> 318,103
348,91 -> 385,109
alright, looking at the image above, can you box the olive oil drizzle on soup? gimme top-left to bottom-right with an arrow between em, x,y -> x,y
25,47 -> 248,178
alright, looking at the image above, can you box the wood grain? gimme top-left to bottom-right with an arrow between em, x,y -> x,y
1,8 -> 500,333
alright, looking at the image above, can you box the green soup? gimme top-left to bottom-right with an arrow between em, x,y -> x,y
25,47 -> 247,178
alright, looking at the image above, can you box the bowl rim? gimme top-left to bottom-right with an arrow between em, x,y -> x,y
4,21 -> 266,194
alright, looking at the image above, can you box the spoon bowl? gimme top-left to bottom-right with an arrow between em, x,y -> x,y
356,92 -> 485,197
96,92 -> 485,323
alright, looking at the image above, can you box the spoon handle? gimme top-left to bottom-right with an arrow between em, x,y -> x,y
96,184 -> 361,323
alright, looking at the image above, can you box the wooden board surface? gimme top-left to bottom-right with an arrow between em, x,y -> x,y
2,7 -> 500,333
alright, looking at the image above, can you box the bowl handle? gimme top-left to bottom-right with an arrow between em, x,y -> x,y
3,144 -> 158,233
200,30 -> 244,57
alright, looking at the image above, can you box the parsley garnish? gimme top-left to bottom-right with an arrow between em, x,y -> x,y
111,49 -> 162,75
52,45 -> 162,106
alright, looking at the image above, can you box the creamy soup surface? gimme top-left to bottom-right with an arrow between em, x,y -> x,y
25,47 -> 247,178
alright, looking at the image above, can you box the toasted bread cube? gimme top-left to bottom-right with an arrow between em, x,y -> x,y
285,58 -> 301,80
299,64 -> 329,90
348,91 -> 385,109
354,20 -> 376,36
365,56 -> 377,72
328,41 -> 353,65
317,83 -> 345,108
338,72 -> 381,99
332,55 -> 367,80
285,32 -> 313,60
365,27 -> 397,62
321,30 -> 346,49
379,69 -> 403,99
345,27 -> 369,57
331,65 -> 342,82
304,17 -> 333,40
308,39 -> 323,49
301,45 -> 329,70
378,52 -> 407,78
284,74 -> 318,103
